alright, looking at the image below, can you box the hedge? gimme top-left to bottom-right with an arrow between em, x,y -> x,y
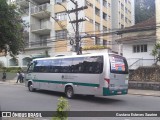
0,67 -> 27,73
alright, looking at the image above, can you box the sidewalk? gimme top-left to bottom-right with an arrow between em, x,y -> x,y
0,80 -> 160,97
128,89 -> 160,97
0,79 -> 25,86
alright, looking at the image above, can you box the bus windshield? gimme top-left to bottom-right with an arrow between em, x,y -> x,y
109,55 -> 128,74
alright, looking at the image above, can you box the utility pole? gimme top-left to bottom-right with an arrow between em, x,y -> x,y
69,0 -> 88,55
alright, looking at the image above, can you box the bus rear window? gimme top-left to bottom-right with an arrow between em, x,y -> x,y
109,55 -> 128,74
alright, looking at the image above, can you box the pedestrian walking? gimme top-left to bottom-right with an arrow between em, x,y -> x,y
16,71 -> 22,83
21,71 -> 25,83
2,71 -> 6,81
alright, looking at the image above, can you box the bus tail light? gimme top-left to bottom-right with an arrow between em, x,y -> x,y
104,78 -> 110,84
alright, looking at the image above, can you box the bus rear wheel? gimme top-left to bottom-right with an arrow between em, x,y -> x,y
65,86 -> 74,99
28,82 -> 35,92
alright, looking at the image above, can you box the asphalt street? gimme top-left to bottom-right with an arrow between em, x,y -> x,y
0,84 -> 160,120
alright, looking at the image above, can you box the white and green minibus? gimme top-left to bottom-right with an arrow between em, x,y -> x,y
25,53 -> 128,98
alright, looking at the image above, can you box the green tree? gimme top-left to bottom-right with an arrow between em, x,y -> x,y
151,43 -> 160,65
0,0 -> 24,56
135,0 -> 155,24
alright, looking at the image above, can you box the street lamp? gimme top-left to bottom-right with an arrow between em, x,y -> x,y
57,2 -> 75,32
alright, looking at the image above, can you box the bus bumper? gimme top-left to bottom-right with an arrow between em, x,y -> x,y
103,88 -> 128,96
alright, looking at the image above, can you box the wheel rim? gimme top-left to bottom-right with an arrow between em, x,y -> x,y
29,84 -> 33,91
67,88 -> 73,98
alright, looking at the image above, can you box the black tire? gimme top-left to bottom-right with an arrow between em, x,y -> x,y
28,82 -> 35,92
65,86 -> 74,99
87,95 -> 95,98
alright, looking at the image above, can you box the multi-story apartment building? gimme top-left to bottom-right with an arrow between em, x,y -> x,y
2,0 -> 134,67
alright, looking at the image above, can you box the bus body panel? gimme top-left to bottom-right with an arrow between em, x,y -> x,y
25,53 -> 128,97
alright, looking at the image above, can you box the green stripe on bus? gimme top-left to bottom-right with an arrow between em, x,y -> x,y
32,80 -> 99,87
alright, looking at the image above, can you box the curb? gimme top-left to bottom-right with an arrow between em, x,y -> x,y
128,93 -> 160,97
0,81 -> 25,86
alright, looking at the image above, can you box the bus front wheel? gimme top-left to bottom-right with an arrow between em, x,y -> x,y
65,86 -> 74,99
28,82 -> 35,92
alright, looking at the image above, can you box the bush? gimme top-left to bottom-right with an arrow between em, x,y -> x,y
0,67 -> 27,73
82,45 -> 110,50
53,97 -> 69,120
5,67 -> 22,73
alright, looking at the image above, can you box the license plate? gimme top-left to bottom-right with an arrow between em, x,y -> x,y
117,91 -> 122,94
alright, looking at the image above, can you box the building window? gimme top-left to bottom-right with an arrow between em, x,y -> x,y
125,7 -> 128,14
103,40 -> 107,45
55,30 -> 67,39
85,0 -> 93,7
95,37 -> 101,45
96,0 -> 100,3
133,45 -> 147,53
121,3 -> 124,10
125,17 -> 128,23
95,22 -> 100,31
55,0 -> 66,4
108,15 -> 111,20
9,58 -> 18,66
121,14 -> 124,19
103,26 -> 107,31
95,7 -> 100,16
128,0 -> 131,4
103,12 -> 107,21
108,3 -> 111,7
55,12 -> 67,21
121,24 -> 124,28
103,0 -> 107,7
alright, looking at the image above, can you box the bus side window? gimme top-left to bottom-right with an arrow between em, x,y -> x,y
61,58 -> 73,73
83,56 -> 103,74
72,57 -> 85,73
50,59 -> 61,73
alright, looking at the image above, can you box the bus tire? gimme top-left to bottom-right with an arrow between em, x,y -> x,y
28,82 -> 35,92
65,86 -> 74,99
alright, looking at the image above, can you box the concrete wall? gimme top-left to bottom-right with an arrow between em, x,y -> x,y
129,66 -> 160,91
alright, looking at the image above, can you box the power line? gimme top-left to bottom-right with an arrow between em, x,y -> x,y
20,0 -> 160,51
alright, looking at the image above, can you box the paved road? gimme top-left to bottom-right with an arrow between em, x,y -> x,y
0,84 -> 160,120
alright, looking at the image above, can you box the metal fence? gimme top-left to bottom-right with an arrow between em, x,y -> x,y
127,58 -> 155,70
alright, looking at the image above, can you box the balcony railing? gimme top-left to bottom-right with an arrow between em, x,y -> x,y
16,0 -> 29,8
30,40 -> 48,48
31,3 -> 50,15
31,21 -> 51,31
30,21 -> 51,35
21,8 -> 29,15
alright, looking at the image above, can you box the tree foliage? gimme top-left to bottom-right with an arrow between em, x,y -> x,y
0,0 -> 24,56
135,0 -> 155,24
151,43 -> 160,65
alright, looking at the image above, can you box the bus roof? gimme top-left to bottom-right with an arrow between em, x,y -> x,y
32,53 -> 121,61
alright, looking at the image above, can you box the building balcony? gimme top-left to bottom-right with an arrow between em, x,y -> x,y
25,40 -> 52,50
32,0 -> 50,4
30,40 -> 48,48
31,3 -> 51,19
21,8 -> 29,16
31,21 -> 51,35
16,0 -> 29,8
